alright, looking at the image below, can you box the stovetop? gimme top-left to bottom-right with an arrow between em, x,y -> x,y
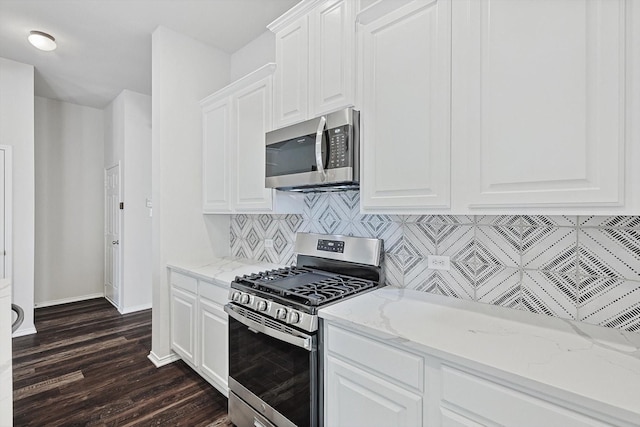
236,266 -> 377,307
227,232 -> 384,332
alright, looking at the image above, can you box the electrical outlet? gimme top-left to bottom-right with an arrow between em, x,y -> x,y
264,239 -> 274,248
427,255 -> 450,271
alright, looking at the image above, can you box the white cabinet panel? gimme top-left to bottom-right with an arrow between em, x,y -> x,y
326,355 -> 423,427
453,0 -> 625,208
441,366 -> 612,427
198,296 -> 228,396
233,77 -> 273,211
170,287 -> 197,366
310,0 -> 355,116
359,0 -> 451,212
274,16 -> 309,128
202,97 -> 231,213
201,65 -> 301,214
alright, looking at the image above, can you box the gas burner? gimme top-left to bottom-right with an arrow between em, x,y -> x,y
234,267 -> 377,307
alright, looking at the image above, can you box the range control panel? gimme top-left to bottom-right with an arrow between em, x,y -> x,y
317,239 -> 345,253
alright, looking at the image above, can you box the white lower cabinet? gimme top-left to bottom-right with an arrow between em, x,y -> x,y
169,270 -> 229,397
326,355 -> 423,427
439,366 -> 611,427
197,290 -> 228,395
169,274 -> 198,366
324,321 -> 623,427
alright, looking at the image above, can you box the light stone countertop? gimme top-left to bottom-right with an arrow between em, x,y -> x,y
318,287 -> 640,425
167,257 -> 286,288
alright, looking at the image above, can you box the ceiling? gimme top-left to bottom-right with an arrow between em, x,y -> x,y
0,0 -> 299,109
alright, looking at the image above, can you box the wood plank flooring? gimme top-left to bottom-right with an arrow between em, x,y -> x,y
12,298 -> 231,426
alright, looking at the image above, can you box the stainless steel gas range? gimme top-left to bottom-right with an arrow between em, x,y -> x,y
224,232 -> 384,427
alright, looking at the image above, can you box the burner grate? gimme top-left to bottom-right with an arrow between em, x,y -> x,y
235,267 -> 377,307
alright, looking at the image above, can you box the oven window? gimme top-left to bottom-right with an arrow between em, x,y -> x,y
229,316 -> 317,426
266,133 -> 327,177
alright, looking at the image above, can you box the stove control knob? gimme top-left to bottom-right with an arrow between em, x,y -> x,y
231,291 -> 241,302
288,311 -> 301,324
275,308 -> 287,320
256,300 -> 268,312
239,293 -> 250,304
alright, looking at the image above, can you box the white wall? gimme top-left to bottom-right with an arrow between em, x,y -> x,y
0,57 -> 35,335
230,30 -> 276,81
150,26 -> 231,365
34,96 -> 105,306
122,90 -> 152,313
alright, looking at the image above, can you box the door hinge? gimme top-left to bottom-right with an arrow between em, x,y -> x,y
120,202 -> 124,210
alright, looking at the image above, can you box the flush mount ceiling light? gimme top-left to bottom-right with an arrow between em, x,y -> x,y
28,30 -> 57,51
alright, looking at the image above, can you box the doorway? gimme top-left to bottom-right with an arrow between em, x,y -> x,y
0,146 -> 12,280
105,163 -> 121,308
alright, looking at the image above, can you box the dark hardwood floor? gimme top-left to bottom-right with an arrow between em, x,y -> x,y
12,298 -> 231,426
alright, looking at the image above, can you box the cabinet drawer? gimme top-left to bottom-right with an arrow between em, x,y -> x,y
441,366 -> 610,427
170,271 -> 197,294
326,324 -> 423,391
198,280 -> 229,305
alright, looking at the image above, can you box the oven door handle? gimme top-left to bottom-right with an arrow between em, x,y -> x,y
225,304 -> 314,351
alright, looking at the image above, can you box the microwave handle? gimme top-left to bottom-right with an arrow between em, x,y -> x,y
315,116 -> 327,180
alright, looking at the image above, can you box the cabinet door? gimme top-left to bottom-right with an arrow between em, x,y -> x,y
452,0 -> 625,209
274,15 -> 309,128
440,366 -> 612,427
170,287 -> 197,366
359,0 -> 452,212
310,0 -> 355,116
326,355 -> 422,427
198,297 -> 228,396
232,76 -> 274,211
202,97 -> 232,213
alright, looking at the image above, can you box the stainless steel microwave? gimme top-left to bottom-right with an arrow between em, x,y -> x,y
265,107 -> 360,192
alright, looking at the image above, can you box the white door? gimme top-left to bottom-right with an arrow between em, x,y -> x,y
0,146 -> 12,281
0,149 -> 5,278
105,164 -> 121,308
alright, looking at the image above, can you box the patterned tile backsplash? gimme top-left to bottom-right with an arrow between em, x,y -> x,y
230,191 -> 640,333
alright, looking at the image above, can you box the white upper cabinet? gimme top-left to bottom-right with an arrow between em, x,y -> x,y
270,0 -> 356,129
273,15 -> 310,128
200,64 -> 303,214
452,0 -> 629,211
232,76 -> 274,211
202,97 -> 231,213
358,0 -> 452,212
309,0 -> 356,116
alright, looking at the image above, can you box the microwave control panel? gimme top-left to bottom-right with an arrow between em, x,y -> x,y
328,125 -> 350,169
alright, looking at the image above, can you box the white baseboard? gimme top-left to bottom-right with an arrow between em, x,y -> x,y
35,293 -> 104,308
12,324 -> 37,338
120,303 -> 152,314
148,351 -> 180,368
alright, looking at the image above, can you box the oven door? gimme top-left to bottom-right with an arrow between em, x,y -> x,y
225,304 -> 318,427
